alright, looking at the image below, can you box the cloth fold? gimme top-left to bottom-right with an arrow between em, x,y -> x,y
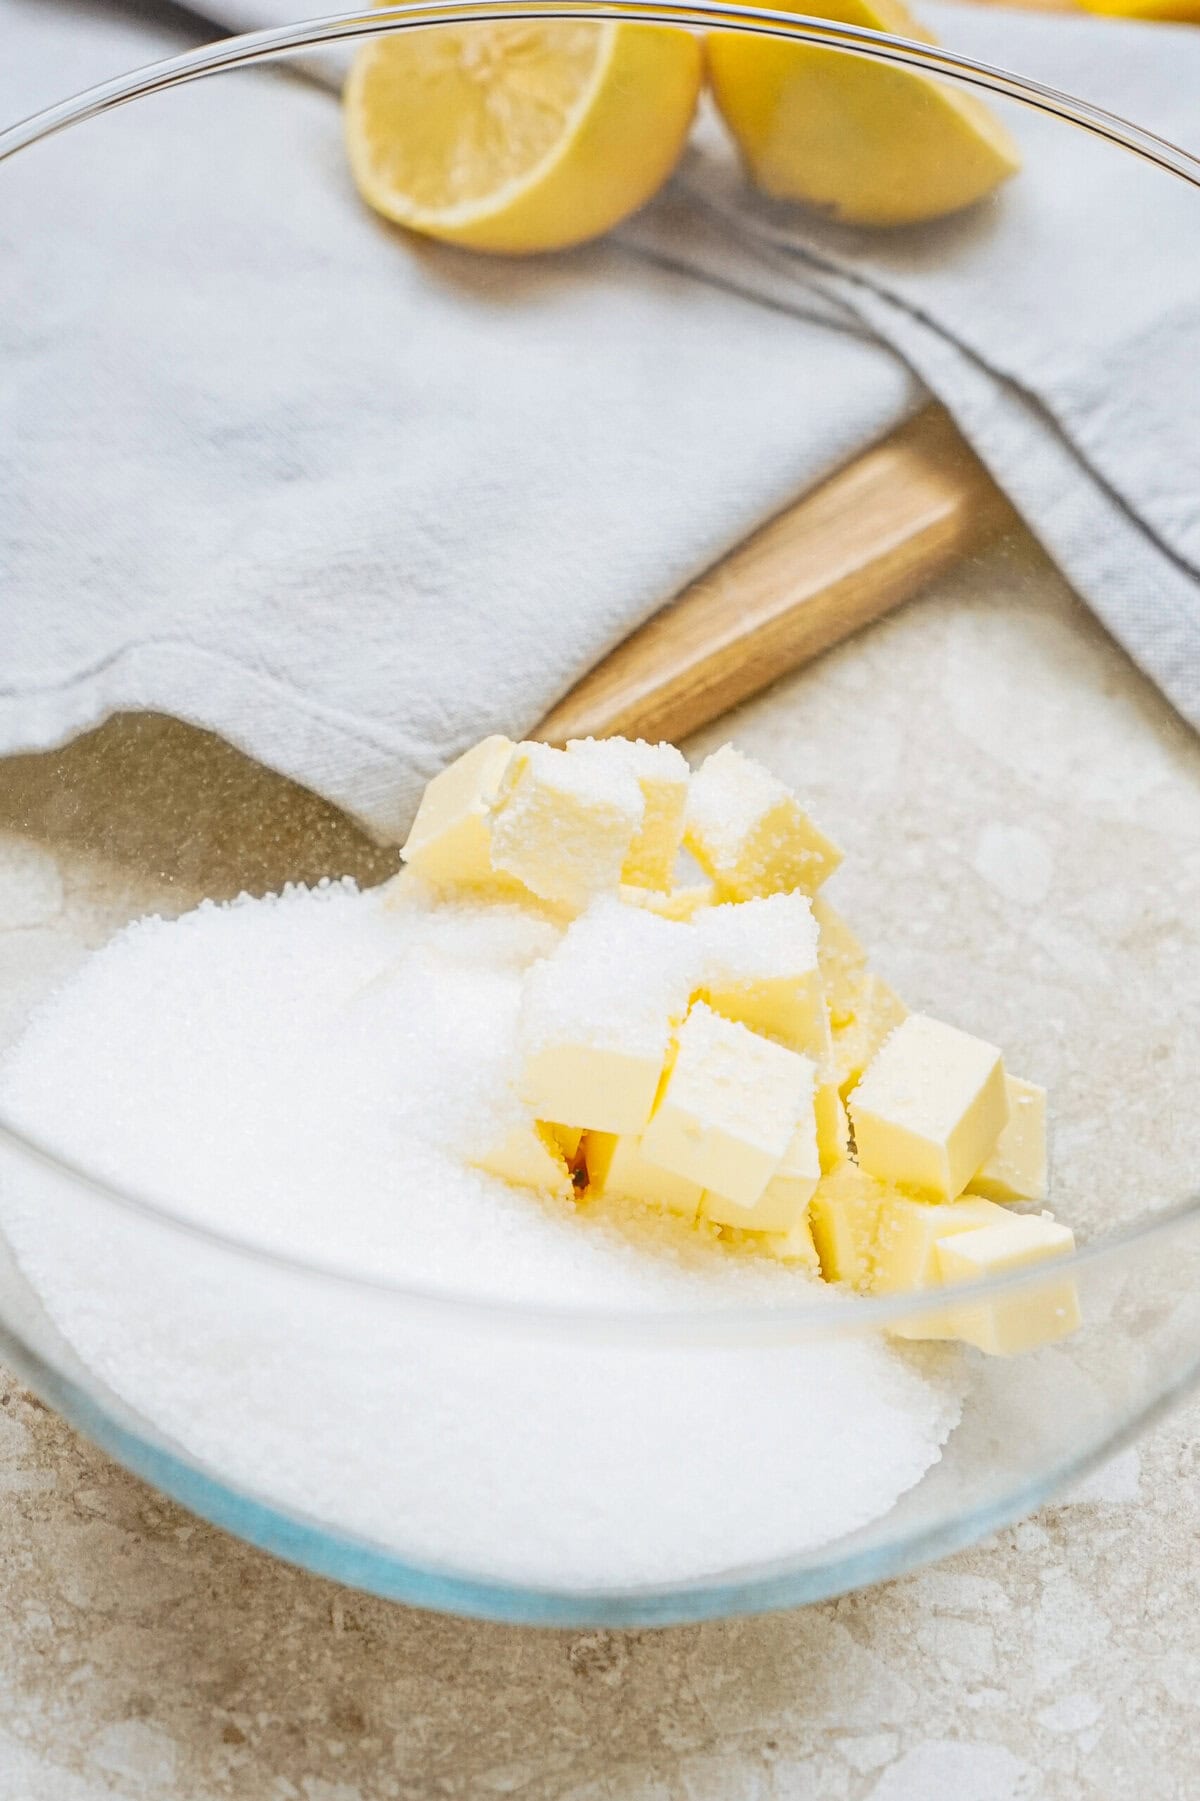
2,0 -> 1198,840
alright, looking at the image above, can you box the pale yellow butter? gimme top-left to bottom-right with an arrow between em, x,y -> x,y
474,1118 -> 574,1200
517,900 -> 695,1135
934,1214 -> 1081,1355
850,1013 -> 1009,1202
831,971 -> 908,1098
814,1074 -> 850,1173
491,742 -> 644,912
400,734 -> 516,887
811,896 -> 869,1028
584,1130 -> 704,1221
872,1193 -> 1010,1338
703,1081 -> 820,1233
807,1160 -> 888,1290
762,1212 -> 822,1273
567,738 -> 689,891
684,744 -> 842,901
641,1003 -> 809,1208
548,1123 -> 583,1163
619,882 -> 715,921
967,1075 -> 1048,1204
872,1193 -> 1010,1295
694,893 -> 824,1052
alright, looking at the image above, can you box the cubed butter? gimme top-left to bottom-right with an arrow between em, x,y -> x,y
808,1160 -> 888,1290
934,1214 -> 1081,1355
762,1212 -> 822,1274
872,1193 -> 1011,1295
547,1123 -> 583,1164
703,1080 -> 819,1233
620,882 -> 715,921
474,1118 -> 574,1200
814,1074 -> 850,1173
684,744 -> 842,901
400,735 -> 516,887
872,1193 -> 1010,1337
641,1003 -> 810,1208
694,894 -> 825,1052
967,1076 -> 1049,1204
567,738 -> 689,891
850,1013 -> 1009,1202
583,1131 -> 705,1221
831,971 -> 908,1098
811,896 -> 869,1028
491,742 -> 644,912
517,900 -> 695,1135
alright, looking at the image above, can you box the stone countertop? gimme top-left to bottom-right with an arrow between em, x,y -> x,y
0,537 -> 1198,1800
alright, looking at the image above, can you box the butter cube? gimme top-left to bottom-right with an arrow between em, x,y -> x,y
850,1013 -> 1009,1203
872,1194 -> 1011,1295
967,1076 -> 1049,1204
491,743 -> 644,912
518,900 -> 695,1135
567,738 -> 689,891
684,744 -> 842,900
831,972 -> 908,1098
703,1077 -> 819,1233
474,1118 -> 574,1200
814,1075 -> 850,1173
641,1003 -> 810,1208
693,899 -> 846,1170
808,1161 -> 888,1290
401,735 -> 516,887
811,896 -> 869,1028
548,1123 -> 583,1164
620,882 -> 715,921
583,1131 -> 704,1221
934,1214 -> 1081,1355
694,894 -> 825,1052
763,1212 -> 822,1274
872,1192 -> 1011,1340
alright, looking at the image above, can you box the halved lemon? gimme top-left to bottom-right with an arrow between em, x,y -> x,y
707,0 -> 1022,227
345,20 -> 704,255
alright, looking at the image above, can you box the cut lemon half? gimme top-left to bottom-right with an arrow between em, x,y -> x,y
345,20 -> 703,255
707,0 -> 1021,227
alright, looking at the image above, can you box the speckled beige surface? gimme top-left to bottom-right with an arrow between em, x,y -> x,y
0,532 -> 1198,1799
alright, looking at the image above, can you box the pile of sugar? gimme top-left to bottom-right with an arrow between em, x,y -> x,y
0,879 -> 964,1589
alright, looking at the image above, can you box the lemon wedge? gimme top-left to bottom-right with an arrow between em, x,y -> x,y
707,0 -> 1021,227
1080,0 -> 1200,18
345,21 -> 703,254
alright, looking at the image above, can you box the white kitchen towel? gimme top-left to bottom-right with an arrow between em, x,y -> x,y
1,0 -> 1197,842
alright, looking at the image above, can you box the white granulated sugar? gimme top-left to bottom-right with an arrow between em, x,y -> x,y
519,896 -> 696,1058
687,743 -> 786,860
0,878 -> 963,1590
566,736 -> 689,785
490,743 -> 643,909
696,892 -> 818,984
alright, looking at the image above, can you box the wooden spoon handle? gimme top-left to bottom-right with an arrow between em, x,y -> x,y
538,406 -> 1014,747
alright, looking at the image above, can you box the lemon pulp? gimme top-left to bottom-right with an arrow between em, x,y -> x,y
345,21 -> 703,254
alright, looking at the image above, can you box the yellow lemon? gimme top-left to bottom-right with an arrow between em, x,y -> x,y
344,20 -> 703,254
707,0 -> 1022,227
1079,0 -> 1200,19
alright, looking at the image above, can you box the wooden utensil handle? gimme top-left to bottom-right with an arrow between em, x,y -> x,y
537,406 -> 1014,747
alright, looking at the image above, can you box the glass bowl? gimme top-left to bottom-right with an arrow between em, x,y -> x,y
1,4 -> 1198,1627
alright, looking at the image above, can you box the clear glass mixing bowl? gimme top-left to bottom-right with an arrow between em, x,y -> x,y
0,4 -> 1198,1626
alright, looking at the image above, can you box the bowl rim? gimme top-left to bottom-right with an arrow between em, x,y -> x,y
1,2 -> 1197,1336
2,0 -> 1200,188
3,1065 -> 1199,1340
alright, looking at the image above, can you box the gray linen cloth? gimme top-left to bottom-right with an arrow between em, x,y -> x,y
2,0 -> 1197,840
